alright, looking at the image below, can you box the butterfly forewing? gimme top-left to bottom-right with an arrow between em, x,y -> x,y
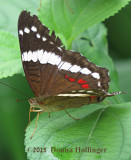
18,10 -> 110,98
18,11 -> 64,96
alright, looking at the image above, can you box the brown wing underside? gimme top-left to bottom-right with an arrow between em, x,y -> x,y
18,10 -> 110,98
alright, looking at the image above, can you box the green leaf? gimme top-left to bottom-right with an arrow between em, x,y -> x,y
72,23 -> 125,104
0,75 -> 32,160
105,3 -> 131,59
0,0 -> 39,79
0,31 -> 23,79
38,0 -> 130,47
115,60 -> 131,102
0,0 -> 39,35
25,102 -> 131,160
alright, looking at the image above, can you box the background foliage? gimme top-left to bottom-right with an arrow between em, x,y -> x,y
0,0 -> 131,160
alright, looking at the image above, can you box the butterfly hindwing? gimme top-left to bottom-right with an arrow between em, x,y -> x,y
18,10 -> 110,98
50,49 -> 110,95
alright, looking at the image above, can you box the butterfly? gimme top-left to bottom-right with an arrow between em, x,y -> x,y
18,10 -> 123,138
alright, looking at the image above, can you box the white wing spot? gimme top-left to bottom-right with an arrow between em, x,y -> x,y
92,72 -> 100,79
38,50 -> 43,61
69,65 -> 81,73
19,30 -> 23,35
27,51 -> 32,61
40,51 -> 51,64
78,90 -> 85,92
32,51 -> 38,62
31,26 -> 37,32
23,52 -> 28,61
55,56 -> 61,65
58,47 -> 62,51
87,91 -> 94,93
42,37 -> 46,41
50,42 -> 53,45
56,94 -> 88,97
59,62 -> 72,70
22,54 -> 24,61
80,68 -> 91,75
24,27 -> 30,33
48,53 -> 61,65
36,33 -> 41,38
98,81 -> 101,87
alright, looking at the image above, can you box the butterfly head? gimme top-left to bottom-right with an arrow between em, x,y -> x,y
96,96 -> 105,102
28,98 -> 38,108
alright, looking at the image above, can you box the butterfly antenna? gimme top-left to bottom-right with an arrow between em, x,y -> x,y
16,99 -> 28,102
0,82 -> 30,98
106,91 -> 127,97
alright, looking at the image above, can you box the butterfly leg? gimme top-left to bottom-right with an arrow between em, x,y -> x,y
29,108 -> 44,139
30,112 -> 40,139
64,110 -> 80,120
25,106 -> 35,130
25,106 -> 43,138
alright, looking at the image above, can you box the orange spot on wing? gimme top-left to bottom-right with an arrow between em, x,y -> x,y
78,79 -> 86,84
81,84 -> 90,89
69,78 -> 76,82
90,96 -> 97,101
65,75 -> 69,79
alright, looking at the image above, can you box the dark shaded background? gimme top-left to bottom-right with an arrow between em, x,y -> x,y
104,2 -> 131,102
0,1 -> 131,160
